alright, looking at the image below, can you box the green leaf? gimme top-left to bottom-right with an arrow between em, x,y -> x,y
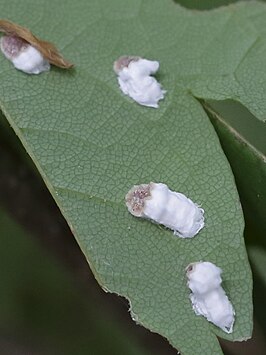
203,99 -> 266,349
204,100 -> 266,235
0,0 -> 260,353
166,1 -> 266,122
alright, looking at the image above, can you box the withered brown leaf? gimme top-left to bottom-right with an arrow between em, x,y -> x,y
0,19 -> 73,69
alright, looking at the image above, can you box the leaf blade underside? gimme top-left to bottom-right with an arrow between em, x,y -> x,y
0,0 -> 261,353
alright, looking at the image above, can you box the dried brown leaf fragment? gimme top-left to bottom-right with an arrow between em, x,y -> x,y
0,19 -> 73,69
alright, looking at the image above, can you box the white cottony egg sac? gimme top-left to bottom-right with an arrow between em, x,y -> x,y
113,56 -> 166,108
0,35 -> 50,74
186,261 -> 235,333
125,182 -> 204,238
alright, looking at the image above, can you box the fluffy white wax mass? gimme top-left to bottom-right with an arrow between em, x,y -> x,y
0,35 -> 50,74
125,182 -> 204,238
114,56 -> 166,108
186,261 -> 235,333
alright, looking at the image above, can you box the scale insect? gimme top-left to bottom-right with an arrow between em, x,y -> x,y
113,55 -> 166,108
0,19 -> 73,74
0,35 -> 50,74
125,182 -> 204,238
186,261 -> 235,333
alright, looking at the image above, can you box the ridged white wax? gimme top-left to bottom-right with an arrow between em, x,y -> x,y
186,261 -> 235,333
114,56 -> 166,108
0,36 -> 50,74
125,182 -> 204,238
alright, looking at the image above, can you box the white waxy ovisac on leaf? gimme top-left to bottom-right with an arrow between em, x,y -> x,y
0,35 -> 50,74
125,182 -> 204,238
113,56 -> 166,108
186,261 -> 235,333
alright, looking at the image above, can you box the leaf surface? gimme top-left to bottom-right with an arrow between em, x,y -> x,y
204,100 -> 266,234
0,0 -> 260,353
